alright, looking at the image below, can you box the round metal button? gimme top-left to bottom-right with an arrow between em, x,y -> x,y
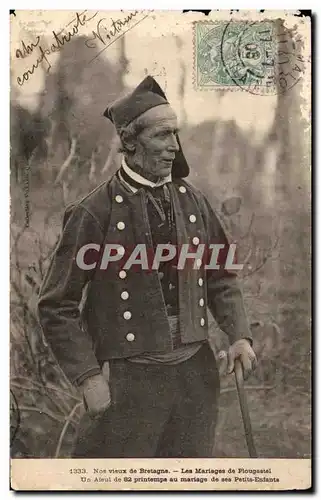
117,221 -> 125,230
189,215 -> 196,223
179,186 -> 186,193
192,236 -> 200,245
117,245 -> 125,256
115,195 -> 123,203
198,278 -> 203,286
121,291 -> 129,300
123,311 -> 132,320
126,333 -> 135,342
200,318 -> 205,326
199,298 -> 204,307
119,270 -> 127,279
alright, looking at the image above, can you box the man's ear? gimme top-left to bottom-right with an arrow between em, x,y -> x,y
120,132 -> 136,153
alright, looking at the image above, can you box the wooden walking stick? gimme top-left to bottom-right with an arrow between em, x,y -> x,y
234,359 -> 258,458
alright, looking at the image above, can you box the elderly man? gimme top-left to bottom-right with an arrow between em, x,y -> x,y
37,76 -> 257,458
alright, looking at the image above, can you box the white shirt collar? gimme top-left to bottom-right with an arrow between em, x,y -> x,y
121,156 -> 172,193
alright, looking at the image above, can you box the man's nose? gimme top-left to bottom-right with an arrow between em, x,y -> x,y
168,133 -> 179,152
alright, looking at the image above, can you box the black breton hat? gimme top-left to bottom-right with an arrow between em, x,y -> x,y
103,76 -> 189,178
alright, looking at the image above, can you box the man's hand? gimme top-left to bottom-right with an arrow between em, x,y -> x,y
227,339 -> 257,380
81,374 -> 111,418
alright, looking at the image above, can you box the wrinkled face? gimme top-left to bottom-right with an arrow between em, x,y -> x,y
132,104 -> 179,180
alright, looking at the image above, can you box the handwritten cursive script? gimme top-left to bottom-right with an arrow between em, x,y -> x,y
16,11 -> 98,86
15,37 -> 41,59
85,11 -> 140,50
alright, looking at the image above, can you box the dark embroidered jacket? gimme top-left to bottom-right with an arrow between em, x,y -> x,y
37,171 -> 252,385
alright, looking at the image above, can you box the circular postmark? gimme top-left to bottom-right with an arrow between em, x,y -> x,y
220,20 -> 305,96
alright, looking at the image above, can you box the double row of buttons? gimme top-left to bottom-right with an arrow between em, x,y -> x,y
115,188 -> 206,335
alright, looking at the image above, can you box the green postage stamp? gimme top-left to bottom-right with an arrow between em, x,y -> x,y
194,20 -> 305,95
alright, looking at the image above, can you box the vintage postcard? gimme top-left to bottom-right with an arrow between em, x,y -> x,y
10,9 -> 311,491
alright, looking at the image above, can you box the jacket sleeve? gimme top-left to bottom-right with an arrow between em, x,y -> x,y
199,194 -> 252,345
37,204 -> 104,385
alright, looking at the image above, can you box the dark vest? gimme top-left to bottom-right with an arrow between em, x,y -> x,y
118,167 -> 179,316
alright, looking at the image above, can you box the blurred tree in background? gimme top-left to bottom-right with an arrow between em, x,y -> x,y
10,31 -> 310,459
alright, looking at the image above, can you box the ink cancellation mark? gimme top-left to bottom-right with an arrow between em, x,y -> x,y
194,20 -> 305,95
